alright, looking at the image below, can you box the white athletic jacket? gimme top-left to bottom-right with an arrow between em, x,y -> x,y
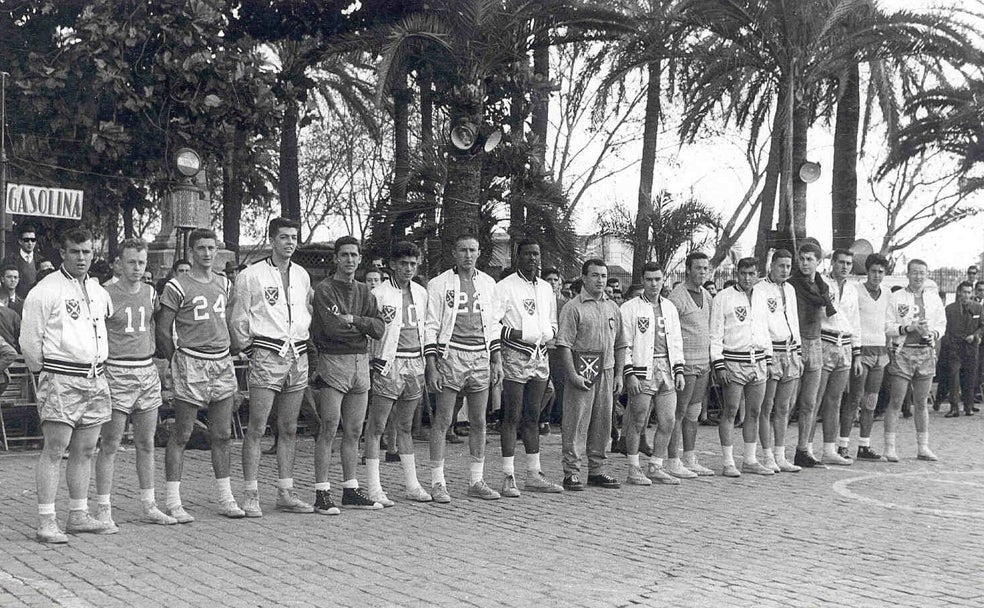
619,294 -> 684,379
819,275 -> 860,356
20,267 -> 110,375
424,268 -> 501,358
751,278 -> 801,351
710,284 -> 773,371
884,286 -> 946,349
497,271 -> 556,361
230,257 -> 312,357
369,279 -> 428,376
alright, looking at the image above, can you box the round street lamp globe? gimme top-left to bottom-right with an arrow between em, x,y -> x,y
174,147 -> 202,178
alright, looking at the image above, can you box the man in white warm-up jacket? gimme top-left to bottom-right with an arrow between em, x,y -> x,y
709,257 -> 774,478
751,249 -> 803,473
424,234 -> 503,503
620,262 -> 685,486
884,259 -> 946,462
497,239 -> 563,496
365,241 -> 433,504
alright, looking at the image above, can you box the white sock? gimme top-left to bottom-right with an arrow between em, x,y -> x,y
69,498 -> 87,512
502,456 -> 515,476
244,480 -> 259,492
773,446 -> 786,462
140,488 -> 155,503
722,445 -> 734,466
401,454 -> 421,489
216,477 -> 234,503
278,478 -> 293,490
683,450 -> 697,466
38,503 -> 56,516
527,452 -> 541,474
650,456 -> 663,468
884,432 -> 897,451
744,442 -> 758,464
340,479 -> 358,489
627,453 -> 640,467
469,459 -> 484,484
314,482 -> 331,491
917,432 -> 930,449
823,442 -> 837,457
761,449 -> 776,462
95,494 -> 111,506
837,436 -> 850,449
431,460 -> 446,486
165,481 -> 181,509
858,437 -> 871,447
366,458 -> 381,492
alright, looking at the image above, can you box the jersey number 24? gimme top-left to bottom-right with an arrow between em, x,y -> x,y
192,294 -> 226,321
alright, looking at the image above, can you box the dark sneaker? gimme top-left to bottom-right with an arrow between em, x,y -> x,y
538,422 -> 551,436
836,446 -> 853,460
385,452 -> 401,463
794,449 -> 822,468
314,490 -> 340,515
856,446 -> 886,461
341,487 -> 383,510
587,473 -> 621,489
563,474 -> 584,491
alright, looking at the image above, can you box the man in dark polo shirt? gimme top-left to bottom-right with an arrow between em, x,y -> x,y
943,281 -> 983,417
555,258 -> 627,491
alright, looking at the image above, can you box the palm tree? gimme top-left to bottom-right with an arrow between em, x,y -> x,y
883,75 -> 984,190
675,0 -> 971,255
377,0 -> 628,266
593,0 -> 685,283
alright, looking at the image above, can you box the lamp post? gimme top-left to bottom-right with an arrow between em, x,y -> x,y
169,147 -> 205,260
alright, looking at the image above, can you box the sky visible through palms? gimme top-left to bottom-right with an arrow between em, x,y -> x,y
564,0 -> 981,270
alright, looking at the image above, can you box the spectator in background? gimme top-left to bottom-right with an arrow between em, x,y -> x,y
607,277 -> 621,293
156,259 -> 191,295
38,260 -> 54,272
703,280 -> 718,297
363,267 -> 383,291
0,296 -> 21,348
223,261 -> 242,284
142,271 -> 154,286
4,224 -> 40,298
966,265 -> 979,285
561,280 -> 573,300
89,259 -> 114,285
943,281 -> 983,417
0,264 -> 23,316
540,268 -> 568,432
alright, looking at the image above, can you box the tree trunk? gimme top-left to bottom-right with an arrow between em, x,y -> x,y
223,127 -> 247,261
441,152 -> 483,267
509,65 -> 527,257
531,43 -> 549,166
390,71 -> 412,241
831,64 -> 860,251
777,100 -> 809,252
279,99 -> 301,227
419,68 -> 438,276
752,99 -> 785,273
632,60 -> 661,284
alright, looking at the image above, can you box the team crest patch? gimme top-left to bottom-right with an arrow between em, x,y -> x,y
446,290 -> 456,309
381,305 -> 397,324
767,298 -> 778,313
898,304 -> 909,317
264,286 -> 279,306
734,305 -> 747,322
637,317 -> 650,333
65,299 -> 81,320
523,298 -> 536,316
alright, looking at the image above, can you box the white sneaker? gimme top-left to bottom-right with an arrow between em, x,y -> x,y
368,488 -> 395,507
917,447 -> 938,461
666,459 -> 698,479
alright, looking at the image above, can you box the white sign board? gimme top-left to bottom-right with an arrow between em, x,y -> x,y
5,183 -> 84,220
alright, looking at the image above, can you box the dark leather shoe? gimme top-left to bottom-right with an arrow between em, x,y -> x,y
945,409 -> 960,418
563,474 -> 584,491
793,449 -> 821,468
964,409 -> 975,416
587,473 -> 621,489
856,446 -> 886,461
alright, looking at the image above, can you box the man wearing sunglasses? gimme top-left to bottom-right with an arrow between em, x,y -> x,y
3,224 -> 41,298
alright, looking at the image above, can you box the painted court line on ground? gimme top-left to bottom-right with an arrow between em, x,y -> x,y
832,470 -> 984,518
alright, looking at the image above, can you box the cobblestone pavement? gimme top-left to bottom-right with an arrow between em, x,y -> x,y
1,410 -> 983,607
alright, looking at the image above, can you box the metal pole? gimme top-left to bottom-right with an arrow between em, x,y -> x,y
1,71 -> 8,258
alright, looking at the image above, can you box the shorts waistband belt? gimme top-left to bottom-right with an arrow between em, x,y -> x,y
105,357 -> 154,368
179,347 -> 230,360
43,359 -> 105,378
